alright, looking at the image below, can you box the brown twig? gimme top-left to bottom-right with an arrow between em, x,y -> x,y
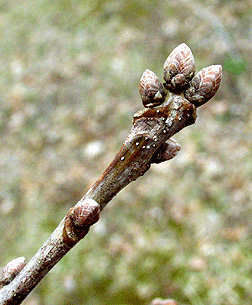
0,44 -> 222,304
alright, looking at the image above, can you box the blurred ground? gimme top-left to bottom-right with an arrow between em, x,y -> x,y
0,0 -> 252,304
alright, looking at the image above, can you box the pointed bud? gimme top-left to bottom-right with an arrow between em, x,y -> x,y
139,69 -> 166,108
163,43 -> 196,93
184,65 -> 222,107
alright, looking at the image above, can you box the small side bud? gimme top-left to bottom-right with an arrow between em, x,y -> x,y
163,43 -> 196,93
151,138 -> 181,164
71,199 -> 100,227
184,65 -> 222,107
1,257 -> 26,286
63,199 -> 100,246
139,69 -> 166,108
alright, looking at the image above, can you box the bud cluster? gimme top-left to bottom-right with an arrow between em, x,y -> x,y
139,43 -> 222,108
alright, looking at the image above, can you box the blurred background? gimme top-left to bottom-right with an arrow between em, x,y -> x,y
0,0 -> 251,304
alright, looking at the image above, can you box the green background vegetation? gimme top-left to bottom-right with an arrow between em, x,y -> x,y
0,0 -> 251,304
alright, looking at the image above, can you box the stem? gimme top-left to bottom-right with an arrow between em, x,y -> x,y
85,95 -> 196,209
0,95 -> 196,304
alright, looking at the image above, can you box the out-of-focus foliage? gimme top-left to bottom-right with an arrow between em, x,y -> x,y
0,0 -> 252,304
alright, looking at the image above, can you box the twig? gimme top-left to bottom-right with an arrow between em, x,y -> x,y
0,44 -> 222,304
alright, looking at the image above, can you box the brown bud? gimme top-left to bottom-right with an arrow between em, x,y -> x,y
63,210 -> 90,246
1,257 -> 26,286
139,69 -> 166,108
163,43 -> 196,93
184,65 -> 222,107
71,199 -> 100,227
151,138 -> 181,164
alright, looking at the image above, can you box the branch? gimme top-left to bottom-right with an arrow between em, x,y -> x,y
0,43 -> 222,304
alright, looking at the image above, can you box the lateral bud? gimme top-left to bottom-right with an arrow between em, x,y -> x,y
71,199 -> 100,227
184,65 -> 222,107
139,69 -> 166,108
0,257 -> 26,286
151,138 -> 181,164
63,199 -> 100,246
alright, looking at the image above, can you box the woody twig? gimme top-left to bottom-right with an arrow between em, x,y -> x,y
0,43 -> 222,305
